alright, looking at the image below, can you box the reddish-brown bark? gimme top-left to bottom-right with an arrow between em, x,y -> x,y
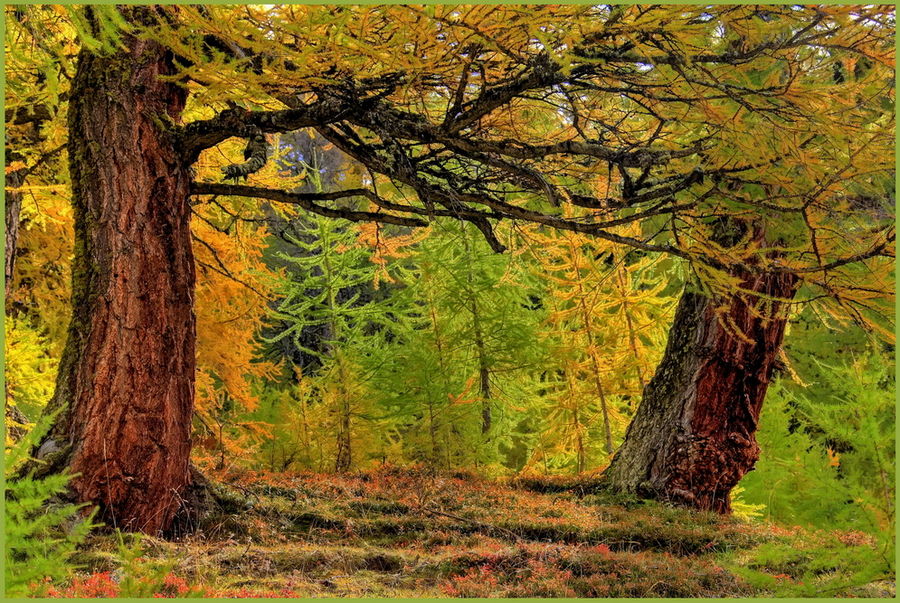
603,256 -> 798,513
37,26 -> 195,534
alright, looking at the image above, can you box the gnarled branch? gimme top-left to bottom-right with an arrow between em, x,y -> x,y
221,126 -> 269,180
189,182 -> 428,228
178,101 -> 348,163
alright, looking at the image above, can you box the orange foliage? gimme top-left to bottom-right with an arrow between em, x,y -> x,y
192,216 -> 278,414
354,221 -> 430,288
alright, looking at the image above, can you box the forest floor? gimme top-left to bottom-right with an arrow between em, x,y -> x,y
67,467 -> 894,598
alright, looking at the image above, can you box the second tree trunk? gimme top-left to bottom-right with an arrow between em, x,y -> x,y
602,267 -> 797,513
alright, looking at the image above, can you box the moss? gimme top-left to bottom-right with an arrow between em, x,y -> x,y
208,482 -> 253,514
209,546 -> 407,577
348,499 -> 410,516
253,498 -> 347,532
58,469 -> 887,598
251,484 -> 299,500
290,511 -> 346,531
26,440 -> 73,479
510,474 -> 604,495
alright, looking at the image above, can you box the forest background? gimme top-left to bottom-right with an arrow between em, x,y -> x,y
3,3 -> 896,598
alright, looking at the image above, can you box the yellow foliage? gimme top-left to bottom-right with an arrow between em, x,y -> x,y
8,182 -> 73,354
4,316 -> 56,435
521,222 -> 676,472
192,206 -> 280,425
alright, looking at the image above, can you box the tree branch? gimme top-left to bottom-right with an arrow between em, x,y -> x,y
192,233 -> 271,300
189,182 -> 429,228
221,126 -> 269,179
774,228 -> 895,274
178,101 -> 349,163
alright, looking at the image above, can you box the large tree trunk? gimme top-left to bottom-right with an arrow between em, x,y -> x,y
602,265 -> 797,513
35,21 -> 195,534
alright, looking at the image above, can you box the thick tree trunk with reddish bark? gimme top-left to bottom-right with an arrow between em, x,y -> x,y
602,266 -> 797,513
34,26 -> 196,534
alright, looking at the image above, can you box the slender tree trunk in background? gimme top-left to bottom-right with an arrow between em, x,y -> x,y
472,299 -> 492,435
334,418 -> 351,472
573,405 -> 586,475
427,289 -> 450,468
616,266 -> 647,398
462,229 -> 492,435
5,165 -> 24,302
427,400 -> 439,466
602,263 -> 797,512
334,357 -> 352,473
5,165 -> 27,436
580,300 -> 614,456
561,369 -> 587,474
35,19 -> 196,534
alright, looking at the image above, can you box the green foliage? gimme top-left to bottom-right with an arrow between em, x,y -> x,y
4,315 -> 57,429
739,317 -> 895,595
5,411 -> 97,597
730,534 -> 894,597
111,532 -> 185,598
742,346 -> 894,537
252,381 -> 324,472
262,216 -> 387,362
256,165 -> 401,471
66,5 -> 133,54
364,221 -> 547,472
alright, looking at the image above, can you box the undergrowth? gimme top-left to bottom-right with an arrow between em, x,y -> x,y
19,467 -> 888,598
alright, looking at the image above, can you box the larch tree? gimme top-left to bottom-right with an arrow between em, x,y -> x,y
7,5 -> 893,532
524,218 -> 675,472
378,220 -> 545,469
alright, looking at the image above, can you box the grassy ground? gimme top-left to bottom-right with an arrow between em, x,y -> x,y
66,467 -> 894,598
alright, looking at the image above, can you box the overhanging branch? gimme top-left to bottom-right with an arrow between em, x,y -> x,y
189,182 -> 428,228
178,101 -> 348,163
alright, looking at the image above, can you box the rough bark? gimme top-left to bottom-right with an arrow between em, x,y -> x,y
35,25 -> 195,534
602,264 -> 797,513
5,166 -> 24,301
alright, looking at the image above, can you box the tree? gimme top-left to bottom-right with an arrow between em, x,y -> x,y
263,206 -> 387,472
367,220 -> 545,470
28,7 -> 196,534
9,5 -> 893,532
602,247 -> 800,511
524,219 -> 675,473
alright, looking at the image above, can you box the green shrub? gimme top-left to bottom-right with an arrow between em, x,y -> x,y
5,412 -> 97,597
744,351 -> 894,536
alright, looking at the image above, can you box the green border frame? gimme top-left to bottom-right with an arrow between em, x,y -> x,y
1,1 -> 896,601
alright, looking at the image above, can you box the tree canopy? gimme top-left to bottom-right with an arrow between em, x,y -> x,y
173,5 -> 893,322
8,5 -> 895,316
